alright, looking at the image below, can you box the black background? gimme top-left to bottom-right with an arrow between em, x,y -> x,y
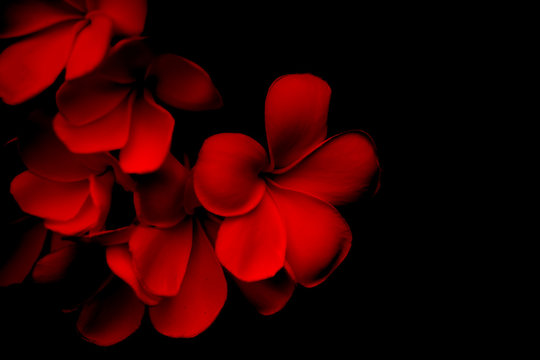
0,2 -> 469,356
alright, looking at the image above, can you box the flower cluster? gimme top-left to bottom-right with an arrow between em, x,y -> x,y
0,1 -> 380,346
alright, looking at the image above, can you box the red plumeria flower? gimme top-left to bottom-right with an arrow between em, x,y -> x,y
54,38 -> 223,174
9,113 -> 133,235
0,0 -> 147,104
194,74 -> 380,286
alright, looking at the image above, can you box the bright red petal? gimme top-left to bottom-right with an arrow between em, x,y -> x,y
149,221 -> 227,338
10,171 -> 90,221
0,20 -> 86,104
65,13 -> 113,80
216,191 -> 286,282
106,245 -> 162,305
56,72 -> 132,126
129,220 -> 192,297
119,92 -> 174,174
150,54 -> 222,111
272,131 -> 380,205
265,74 -> 331,169
53,93 -> 134,153
94,0 -> 147,36
235,269 -> 296,315
32,244 -> 79,283
0,0 -> 82,39
193,133 -> 268,217
268,184 -> 352,288
44,197 -> 99,235
77,278 -> 145,346
0,221 -> 47,286
134,154 -> 188,227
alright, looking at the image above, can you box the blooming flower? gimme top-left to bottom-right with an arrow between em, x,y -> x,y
0,0 -> 147,104
54,38 -> 223,174
194,74 -> 380,286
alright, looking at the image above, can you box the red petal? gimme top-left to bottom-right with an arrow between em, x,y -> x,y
32,244 -> 79,283
0,20 -> 86,104
10,171 -> 90,221
216,191 -> 286,282
129,220 -> 192,297
268,184 -> 352,287
65,13 -> 113,80
94,0 -> 147,36
77,278 -> 144,346
88,171 -> 114,230
119,92 -> 174,174
64,0 -> 87,12
272,131 -> 380,205
0,221 -> 47,286
19,124 -> 107,182
56,72 -> 132,126
150,54 -> 222,111
193,133 -> 268,217
265,74 -> 331,169
80,226 -> 133,246
134,154 -> 188,227
0,0 -> 82,39
235,269 -> 296,315
97,37 -> 152,84
53,92 -> 134,153
44,197 -> 99,235
106,245 -> 161,305
149,221 -> 227,338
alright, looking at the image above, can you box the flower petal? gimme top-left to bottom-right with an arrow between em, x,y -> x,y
77,278 -> 145,346
0,220 -> 47,286
56,72 -> 132,126
65,12 -> 113,80
97,37 -> 152,84
0,20 -> 86,104
272,131 -> 380,205
268,184 -> 352,288
106,245 -> 161,305
129,220 -> 192,297
216,191 -> 286,282
10,171 -> 90,221
0,0 -> 82,39
44,197 -> 99,235
119,92 -> 175,174
134,154 -> 188,227
79,226 -> 133,246
150,54 -> 222,111
149,220 -> 227,338
193,133 -> 268,217
54,92 -> 134,153
32,244 -> 79,283
265,74 -> 331,169
234,269 -> 296,315
94,0 -> 147,36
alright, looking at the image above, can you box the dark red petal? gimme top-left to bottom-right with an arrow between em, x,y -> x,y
0,20 -> 86,105
97,37 -> 152,84
0,0 -> 82,39
134,154 -> 188,227
216,191 -> 286,282
106,245 -> 161,305
272,131 -> 380,205
150,54 -> 222,111
80,226 -> 133,246
77,278 -> 144,346
56,72 -> 132,126
119,92 -> 174,174
149,221 -> 227,338
88,171 -> 114,229
53,93 -> 134,153
0,221 -> 47,286
65,13 -> 113,80
32,244 -> 79,283
94,0 -> 147,36
193,133 -> 268,217
235,269 -> 296,315
19,125 -> 106,182
129,220 -> 192,297
268,184 -> 352,287
265,74 -> 331,169
64,0 -> 86,12
50,232 -> 74,251
10,171 -> 89,221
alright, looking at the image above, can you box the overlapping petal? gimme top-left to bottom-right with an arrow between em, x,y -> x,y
94,0 -> 147,36
265,74 -> 331,169
272,131 -> 380,205
194,133 -> 269,217
32,244 -> 79,283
